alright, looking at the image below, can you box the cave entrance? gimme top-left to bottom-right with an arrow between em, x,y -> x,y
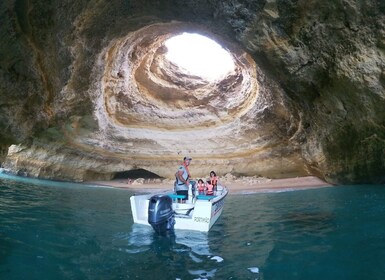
112,169 -> 163,180
164,32 -> 235,81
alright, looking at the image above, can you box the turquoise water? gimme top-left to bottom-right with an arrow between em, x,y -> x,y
1,174 -> 385,279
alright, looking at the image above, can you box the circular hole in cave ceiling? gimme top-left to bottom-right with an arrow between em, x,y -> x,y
164,32 -> 235,82
99,22 -> 258,132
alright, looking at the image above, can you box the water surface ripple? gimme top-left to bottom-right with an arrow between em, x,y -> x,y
1,175 -> 385,279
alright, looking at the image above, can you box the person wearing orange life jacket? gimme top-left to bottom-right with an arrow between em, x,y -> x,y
209,170 -> 219,188
206,170 -> 219,196
196,179 -> 206,195
206,182 -> 215,196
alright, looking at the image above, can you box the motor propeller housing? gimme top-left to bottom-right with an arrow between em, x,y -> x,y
148,194 -> 175,234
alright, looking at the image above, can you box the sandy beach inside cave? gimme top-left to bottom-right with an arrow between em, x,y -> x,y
85,175 -> 332,194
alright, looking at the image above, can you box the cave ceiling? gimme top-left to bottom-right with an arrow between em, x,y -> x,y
0,0 -> 384,184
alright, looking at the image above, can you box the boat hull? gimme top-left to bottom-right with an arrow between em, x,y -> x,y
130,186 -> 228,232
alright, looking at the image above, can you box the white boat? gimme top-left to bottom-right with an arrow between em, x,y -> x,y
130,184 -> 228,232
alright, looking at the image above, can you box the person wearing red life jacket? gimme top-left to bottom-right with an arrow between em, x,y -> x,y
210,170 -> 219,188
206,182 -> 215,195
197,179 -> 206,195
205,171 -> 218,196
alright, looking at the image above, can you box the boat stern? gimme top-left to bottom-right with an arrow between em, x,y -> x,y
130,195 -> 150,225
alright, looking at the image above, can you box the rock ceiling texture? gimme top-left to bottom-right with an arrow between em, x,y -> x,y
0,0 -> 384,184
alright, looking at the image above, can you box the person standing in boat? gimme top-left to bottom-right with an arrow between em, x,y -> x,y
175,156 -> 196,202
206,171 -> 219,196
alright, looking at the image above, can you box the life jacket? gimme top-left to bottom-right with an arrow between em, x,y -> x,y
197,182 -> 205,192
206,183 -> 214,195
210,176 -> 218,187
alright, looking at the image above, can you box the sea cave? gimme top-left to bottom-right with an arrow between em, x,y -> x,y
0,0 -> 384,185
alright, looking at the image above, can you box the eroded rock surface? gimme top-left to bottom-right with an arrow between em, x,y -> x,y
0,0 -> 384,184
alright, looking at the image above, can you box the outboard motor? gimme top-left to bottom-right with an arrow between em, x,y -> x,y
148,194 -> 175,234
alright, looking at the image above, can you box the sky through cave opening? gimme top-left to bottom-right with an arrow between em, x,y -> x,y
165,32 -> 235,82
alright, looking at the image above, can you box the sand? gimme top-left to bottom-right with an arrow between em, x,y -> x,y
85,175 -> 332,194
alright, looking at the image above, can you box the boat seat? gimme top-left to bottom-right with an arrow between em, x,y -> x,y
168,194 -> 186,201
197,195 -> 217,200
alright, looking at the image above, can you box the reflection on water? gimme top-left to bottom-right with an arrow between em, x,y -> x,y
1,173 -> 385,279
128,224 -> 212,256
126,224 -> 223,278
126,224 -> 153,253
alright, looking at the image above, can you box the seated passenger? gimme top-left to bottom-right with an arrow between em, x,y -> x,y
207,171 -> 219,193
197,179 -> 206,195
206,182 -> 215,196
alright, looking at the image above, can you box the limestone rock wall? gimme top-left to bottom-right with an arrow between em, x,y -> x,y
0,0 -> 384,184
237,0 -> 385,183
